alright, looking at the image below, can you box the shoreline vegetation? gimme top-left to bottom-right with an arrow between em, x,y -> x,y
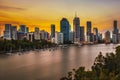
60,46 -> 120,80
0,39 -> 57,54
0,38 -> 109,54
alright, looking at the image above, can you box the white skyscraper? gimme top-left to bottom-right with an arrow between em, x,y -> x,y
55,32 -> 63,44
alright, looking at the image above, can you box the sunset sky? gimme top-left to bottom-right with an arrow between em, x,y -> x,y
0,0 -> 120,35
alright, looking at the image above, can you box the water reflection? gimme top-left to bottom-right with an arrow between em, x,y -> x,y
0,44 -> 118,80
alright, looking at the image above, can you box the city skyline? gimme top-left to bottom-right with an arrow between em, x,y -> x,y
0,19 -> 119,38
1,1 -> 120,80
0,0 -> 120,34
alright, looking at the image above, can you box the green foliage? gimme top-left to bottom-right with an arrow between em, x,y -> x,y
0,39 -> 56,54
60,46 -> 120,80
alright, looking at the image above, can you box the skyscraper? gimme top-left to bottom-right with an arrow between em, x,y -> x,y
114,20 -> 117,30
105,31 -> 111,43
112,20 -> 119,43
86,21 -> 92,42
60,18 -> 70,43
90,33 -> 94,42
40,30 -> 49,40
118,33 -> 120,43
17,32 -> 26,40
27,32 -> 34,42
34,27 -> 40,40
55,32 -> 63,44
80,26 -> 85,42
69,31 -> 74,43
73,15 -> 80,42
12,26 -> 17,40
4,24 -> 12,40
93,28 -> 99,42
26,27 -> 29,33
51,24 -> 55,38
98,33 -> 103,42
20,25 -> 27,33
87,21 -> 92,35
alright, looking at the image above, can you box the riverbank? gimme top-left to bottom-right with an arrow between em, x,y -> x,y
0,39 -> 57,54
0,43 -> 118,55
0,44 -> 72,55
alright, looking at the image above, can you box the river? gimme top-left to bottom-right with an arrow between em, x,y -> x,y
0,44 -> 119,80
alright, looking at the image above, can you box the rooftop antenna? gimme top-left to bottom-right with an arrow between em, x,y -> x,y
75,11 -> 77,17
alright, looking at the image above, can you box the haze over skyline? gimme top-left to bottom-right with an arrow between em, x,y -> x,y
0,0 -> 120,34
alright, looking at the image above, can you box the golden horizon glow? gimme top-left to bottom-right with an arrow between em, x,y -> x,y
0,0 -> 120,35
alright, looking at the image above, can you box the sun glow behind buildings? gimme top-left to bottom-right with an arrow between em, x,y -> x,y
0,0 -> 120,35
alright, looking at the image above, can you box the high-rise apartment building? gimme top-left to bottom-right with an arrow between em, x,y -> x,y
4,24 -> 12,40
55,32 -> 63,44
12,26 -> 17,40
34,27 -> 40,40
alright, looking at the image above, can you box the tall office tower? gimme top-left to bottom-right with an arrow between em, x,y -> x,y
60,18 -> 70,43
86,21 -> 92,42
93,27 -> 99,42
73,15 -> 80,42
51,24 -> 55,38
114,20 -> 117,30
112,20 -> 119,43
90,33 -> 94,42
12,26 -> 17,40
69,31 -> 74,43
105,31 -> 111,43
45,32 -> 49,40
20,25 -> 27,33
4,24 -> 12,40
34,27 -> 40,40
80,26 -> 85,42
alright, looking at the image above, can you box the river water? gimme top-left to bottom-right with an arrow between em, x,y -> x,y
0,44 -> 119,80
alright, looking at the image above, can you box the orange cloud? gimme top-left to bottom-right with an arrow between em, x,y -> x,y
0,5 -> 26,12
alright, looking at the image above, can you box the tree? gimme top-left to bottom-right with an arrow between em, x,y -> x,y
60,46 -> 120,80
